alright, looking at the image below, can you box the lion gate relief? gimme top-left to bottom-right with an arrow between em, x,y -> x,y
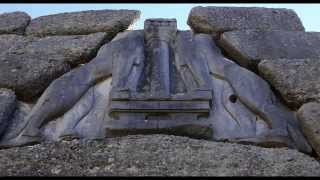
0,19 -> 312,153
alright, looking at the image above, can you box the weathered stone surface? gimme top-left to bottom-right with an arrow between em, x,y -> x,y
108,19 -> 213,138
143,18 -> 177,97
187,33 -> 310,153
0,89 -> 16,137
0,25 -> 311,154
26,9 -> 140,37
218,30 -> 320,70
0,34 -> 27,54
0,101 -> 33,144
258,58 -> 320,109
297,102 -> 320,156
187,6 -> 304,34
0,135 -> 319,176
0,32 -> 108,101
0,11 -> 31,35
42,77 -> 112,141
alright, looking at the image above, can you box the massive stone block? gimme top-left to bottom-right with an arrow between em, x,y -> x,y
218,30 -> 320,70
297,102 -> 320,156
0,34 -> 27,54
187,6 -> 304,34
259,58 -> 320,109
0,135 -> 320,176
0,89 -> 16,138
0,32 -> 108,101
0,11 -> 31,35
26,9 -> 140,37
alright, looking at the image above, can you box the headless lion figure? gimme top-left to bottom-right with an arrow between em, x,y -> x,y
0,30 -> 144,147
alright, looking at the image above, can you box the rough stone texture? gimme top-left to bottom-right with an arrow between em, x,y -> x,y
0,11 -> 31,35
187,6 -> 304,34
0,10 -> 318,177
0,34 -> 27,54
0,89 -> 16,137
26,9 -> 140,37
297,102 -> 320,156
0,32 -> 108,101
218,30 -> 320,70
0,28 -> 311,154
0,101 -> 33,143
0,135 -> 319,176
258,58 -> 320,109
177,32 -> 311,153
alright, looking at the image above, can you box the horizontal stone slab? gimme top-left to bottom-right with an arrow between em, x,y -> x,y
0,11 -> 30,35
106,113 -> 212,139
109,100 -> 211,113
1,135 -> 320,176
187,6 -> 304,34
26,9 -> 140,37
0,32 -> 108,101
218,30 -> 320,69
111,90 -> 213,101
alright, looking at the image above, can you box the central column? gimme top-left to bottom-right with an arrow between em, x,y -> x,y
144,19 -> 177,98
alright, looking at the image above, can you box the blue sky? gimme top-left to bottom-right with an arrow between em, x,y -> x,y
0,3 -> 319,31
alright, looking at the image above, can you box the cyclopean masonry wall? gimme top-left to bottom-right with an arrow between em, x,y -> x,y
0,7 -> 320,175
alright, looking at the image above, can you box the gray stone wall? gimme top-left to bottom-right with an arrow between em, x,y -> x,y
0,7 -> 319,176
